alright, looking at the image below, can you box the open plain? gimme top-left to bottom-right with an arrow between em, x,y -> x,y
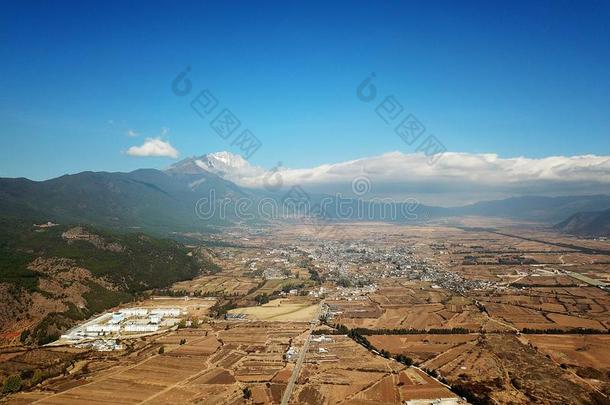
3,220 -> 610,404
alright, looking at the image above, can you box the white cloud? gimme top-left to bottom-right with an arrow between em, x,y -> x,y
127,138 -> 179,158
126,129 -> 139,137
204,151 -> 610,205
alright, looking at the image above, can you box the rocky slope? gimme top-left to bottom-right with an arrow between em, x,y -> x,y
0,220 -> 212,345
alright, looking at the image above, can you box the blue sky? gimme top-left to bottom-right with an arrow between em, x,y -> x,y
1,0 -> 609,180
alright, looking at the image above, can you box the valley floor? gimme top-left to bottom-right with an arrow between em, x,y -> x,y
3,219 -> 610,404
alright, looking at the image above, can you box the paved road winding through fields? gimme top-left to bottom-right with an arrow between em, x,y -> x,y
280,304 -> 321,405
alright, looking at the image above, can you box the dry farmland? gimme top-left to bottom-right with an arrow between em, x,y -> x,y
7,322 -> 309,405
292,335 -> 458,404
367,334 -> 479,363
525,334 -> 610,383
4,221 -> 610,405
330,283 -> 496,332
423,334 -> 604,404
228,297 -> 319,322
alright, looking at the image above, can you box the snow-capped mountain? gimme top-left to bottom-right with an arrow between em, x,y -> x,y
166,151 -> 265,183
194,151 -> 249,174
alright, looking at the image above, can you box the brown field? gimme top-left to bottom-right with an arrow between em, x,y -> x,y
482,302 -> 554,330
4,221 -> 610,404
477,285 -> 610,330
367,334 -> 479,363
332,284 -> 496,331
398,368 -> 456,401
526,334 -> 610,370
7,322 -> 308,405
228,297 -> 319,321
421,333 -> 602,404
293,335 -> 457,404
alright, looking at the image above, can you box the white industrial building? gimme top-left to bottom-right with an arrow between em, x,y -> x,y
109,312 -> 125,324
57,305 -> 188,351
120,308 -> 149,317
85,324 -> 120,333
312,334 -> 333,343
124,324 -> 159,333
150,308 -> 181,317
91,340 -> 123,351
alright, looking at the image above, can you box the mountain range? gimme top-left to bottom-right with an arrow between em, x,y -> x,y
554,208 -> 610,237
2,152 -> 610,236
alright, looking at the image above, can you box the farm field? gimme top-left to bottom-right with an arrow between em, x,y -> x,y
476,286 -> 610,331
7,322 -> 308,405
228,298 -> 319,322
420,333 -> 601,404
3,221 -> 610,404
525,334 -> 610,370
331,284 -> 497,331
367,334 -> 479,363
293,335 -> 458,404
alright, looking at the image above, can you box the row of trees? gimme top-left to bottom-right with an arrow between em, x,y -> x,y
521,327 -> 610,334
341,325 -> 415,367
348,326 -> 473,335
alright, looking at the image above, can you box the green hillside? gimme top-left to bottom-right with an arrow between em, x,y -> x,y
0,217 -> 216,344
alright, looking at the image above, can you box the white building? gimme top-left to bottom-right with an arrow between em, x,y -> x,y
285,346 -> 298,361
150,308 -> 181,317
123,324 -> 159,333
91,340 -> 123,351
85,324 -> 120,333
60,332 -> 81,341
120,308 -> 149,317
109,312 -> 125,324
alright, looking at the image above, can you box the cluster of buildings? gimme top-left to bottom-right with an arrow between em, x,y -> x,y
263,267 -> 288,280
79,339 -> 123,351
414,263 -> 491,294
308,286 -> 327,298
60,307 -> 184,349
301,241 -> 490,294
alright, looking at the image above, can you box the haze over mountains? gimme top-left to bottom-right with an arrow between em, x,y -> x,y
1,152 -> 610,236
166,152 -> 610,205
555,208 -> 610,237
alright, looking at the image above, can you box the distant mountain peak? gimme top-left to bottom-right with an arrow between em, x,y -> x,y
195,151 -> 249,172
165,151 -> 264,181
167,151 -> 251,176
